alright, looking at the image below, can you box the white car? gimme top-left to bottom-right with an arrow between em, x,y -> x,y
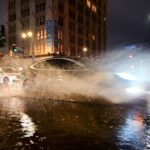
0,67 -> 23,85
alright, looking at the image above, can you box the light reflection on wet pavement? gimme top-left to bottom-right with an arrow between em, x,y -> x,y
0,96 -> 148,150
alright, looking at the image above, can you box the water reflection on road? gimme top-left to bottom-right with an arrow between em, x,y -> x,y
0,97 -> 147,149
116,111 -> 145,149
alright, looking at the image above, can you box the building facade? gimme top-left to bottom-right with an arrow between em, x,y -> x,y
7,0 -> 107,58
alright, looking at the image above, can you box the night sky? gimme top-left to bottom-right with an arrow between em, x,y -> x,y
108,0 -> 150,48
0,0 -> 150,48
0,0 -> 5,25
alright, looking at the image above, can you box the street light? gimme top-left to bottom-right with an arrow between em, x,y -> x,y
21,31 -> 34,62
83,47 -> 88,58
83,47 -> 87,52
21,33 -> 27,39
27,31 -> 33,37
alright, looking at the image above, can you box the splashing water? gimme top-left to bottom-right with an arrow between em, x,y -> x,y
1,47 -> 150,104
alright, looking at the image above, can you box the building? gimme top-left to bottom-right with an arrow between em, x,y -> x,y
7,0 -> 107,58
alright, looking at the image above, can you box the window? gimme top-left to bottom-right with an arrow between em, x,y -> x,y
46,59 -> 84,70
91,4 -> 97,13
44,29 -> 46,39
58,16 -> 63,27
9,24 -> 16,34
21,8 -> 30,18
8,0 -> 16,9
86,0 -> 91,8
92,34 -> 96,40
69,21 -> 75,32
78,25 -> 83,35
37,32 -> 40,40
78,15 -> 83,24
21,0 -> 29,4
58,2 -> 64,12
69,9 -> 75,20
69,0 -> 76,6
9,35 -> 16,45
69,34 -> 75,44
36,2 -> 46,12
9,13 -> 16,21
22,20 -> 29,30
34,58 -> 85,70
36,29 -> 46,40
43,43 -> 46,51
36,16 -> 45,26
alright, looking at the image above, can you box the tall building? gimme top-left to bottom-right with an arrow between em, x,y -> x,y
7,0 -> 107,58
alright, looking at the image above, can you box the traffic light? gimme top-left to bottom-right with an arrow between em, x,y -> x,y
12,44 -> 17,52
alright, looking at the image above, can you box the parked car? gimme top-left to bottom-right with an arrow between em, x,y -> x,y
0,67 -> 23,85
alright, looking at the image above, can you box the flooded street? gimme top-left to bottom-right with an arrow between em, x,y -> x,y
0,95 -> 148,150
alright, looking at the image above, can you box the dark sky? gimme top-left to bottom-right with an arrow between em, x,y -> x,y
0,0 -> 5,25
108,0 -> 150,48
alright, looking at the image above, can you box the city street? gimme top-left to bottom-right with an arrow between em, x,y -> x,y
1,0 -> 150,149
0,87 -> 149,150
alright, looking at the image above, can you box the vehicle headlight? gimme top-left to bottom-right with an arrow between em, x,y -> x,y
116,72 -> 137,81
126,86 -> 144,95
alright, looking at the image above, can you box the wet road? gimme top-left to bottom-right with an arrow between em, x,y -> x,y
0,95 -> 149,150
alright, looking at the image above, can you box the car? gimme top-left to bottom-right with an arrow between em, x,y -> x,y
23,57 -> 99,88
0,67 -> 23,85
24,56 -> 144,101
115,71 -> 150,97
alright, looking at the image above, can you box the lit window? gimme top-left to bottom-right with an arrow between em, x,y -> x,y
58,30 -> 61,39
37,43 -> 40,53
41,30 -> 43,39
43,43 -> 46,51
44,29 -> 46,39
58,30 -> 63,40
60,44 -> 63,51
92,34 -> 95,40
37,32 -> 40,40
86,0 -> 91,8
92,4 -> 97,13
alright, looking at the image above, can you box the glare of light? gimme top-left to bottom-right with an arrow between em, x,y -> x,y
21,33 -> 27,39
56,51 -> 59,55
20,113 -> 36,138
126,87 -> 144,95
19,67 -> 23,71
116,72 -> 137,81
0,68 -> 2,71
131,65 -> 135,69
27,31 -> 33,37
83,47 -> 87,52
117,113 -> 144,148
129,55 -> 133,58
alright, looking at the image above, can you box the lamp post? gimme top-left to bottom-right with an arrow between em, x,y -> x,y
21,31 -> 35,62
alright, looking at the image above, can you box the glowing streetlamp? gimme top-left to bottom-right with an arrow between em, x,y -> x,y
83,47 -> 88,58
83,47 -> 88,52
21,33 -> 27,39
21,31 -> 34,62
27,31 -> 33,37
